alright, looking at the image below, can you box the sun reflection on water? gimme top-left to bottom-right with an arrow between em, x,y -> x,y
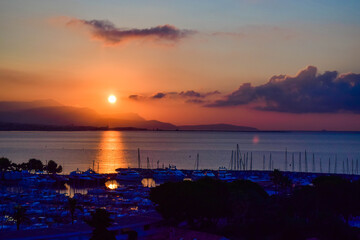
141,178 -> 156,188
105,180 -> 119,190
96,131 -> 126,173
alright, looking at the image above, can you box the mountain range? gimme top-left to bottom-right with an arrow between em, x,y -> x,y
0,100 -> 258,131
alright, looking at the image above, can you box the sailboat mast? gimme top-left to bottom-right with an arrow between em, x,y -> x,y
285,148 -> 287,171
137,148 -> 141,169
196,153 -> 199,170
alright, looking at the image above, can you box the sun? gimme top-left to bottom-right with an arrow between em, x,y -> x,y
108,95 -> 117,104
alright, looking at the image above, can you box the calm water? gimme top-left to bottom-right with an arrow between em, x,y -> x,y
0,131 -> 359,174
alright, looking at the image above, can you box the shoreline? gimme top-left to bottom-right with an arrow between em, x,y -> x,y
1,129 -> 360,133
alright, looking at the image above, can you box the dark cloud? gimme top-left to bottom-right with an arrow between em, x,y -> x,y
128,90 -> 220,104
128,95 -> 140,100
207,66 -> 360,113
179,90 -> 221,98
67,18 -> 195,45
151,92 -> 166,99
185,99 -> 205,104
179,90 -> 202,98
204,90 -> 221,97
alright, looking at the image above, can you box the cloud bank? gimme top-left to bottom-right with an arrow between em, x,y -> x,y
128,90 -> 220,104
208,66 -> 360,113
66,18 -> 195,45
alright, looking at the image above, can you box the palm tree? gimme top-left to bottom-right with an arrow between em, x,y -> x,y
67,197 -> 82,224
85,208 -> 116,240
13,205 -> 28,230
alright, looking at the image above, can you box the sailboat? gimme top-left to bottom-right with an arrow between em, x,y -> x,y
192,153 -> 206,180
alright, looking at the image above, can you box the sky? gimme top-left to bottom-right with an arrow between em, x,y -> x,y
0,0 -> 360,131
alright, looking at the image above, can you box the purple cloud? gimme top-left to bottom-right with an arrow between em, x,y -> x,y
128,90 -> 220,104
186,99 -> 205,104
179,90 -> 202,98
207,66 -> 360,113
151,92 -> 166,99
179,90 -> 221,98
67,18 -> 195,45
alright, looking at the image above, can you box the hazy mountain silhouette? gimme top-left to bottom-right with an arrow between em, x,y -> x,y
0,100 -> 256,131
0,106 -> 101,126
0,100 -> 177,130
0,99 -> 62,111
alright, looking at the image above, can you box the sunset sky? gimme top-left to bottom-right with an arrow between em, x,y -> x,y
1,0 -> 360,130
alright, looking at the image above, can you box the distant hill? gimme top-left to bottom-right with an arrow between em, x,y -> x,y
178,124 -> 258,131
0,106 -> 102,126
0,100 -> 257,131
0,100 -> 177,130
0,99 -> 62,111
0,122 -> 146,131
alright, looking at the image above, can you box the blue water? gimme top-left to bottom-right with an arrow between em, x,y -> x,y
0,131 -> 359,174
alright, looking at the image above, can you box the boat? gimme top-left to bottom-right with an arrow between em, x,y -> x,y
69,168 -> 103,182
205,171 -> 215,178
4,171 -> 23,181
153,165 -> 185,181
69,168 -> 83,178
82,169 -> 102,180
191,153 -> 206,180
116,169 -> 141,182
217,167 -> 236,182
192,170 -> 206,180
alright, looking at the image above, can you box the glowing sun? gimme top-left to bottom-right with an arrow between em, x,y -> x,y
108,95 -> 117,104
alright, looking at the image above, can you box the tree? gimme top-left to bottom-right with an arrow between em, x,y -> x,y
67,197 -> 82,224
85,209 -> 116,240
0,157 -> 11,180
0,157 -> 11,171
312,176 -> 354,224
13,205 -> 28,230
150,177 -> 231,228
45,160 -> 62,174
228,180 -> 269,225
270,169 -> 292,194
27,158 -> 43,173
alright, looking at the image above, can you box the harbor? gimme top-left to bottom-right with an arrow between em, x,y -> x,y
2,160 -> 360,234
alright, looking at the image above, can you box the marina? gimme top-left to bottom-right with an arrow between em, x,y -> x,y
2,162 -> 360,233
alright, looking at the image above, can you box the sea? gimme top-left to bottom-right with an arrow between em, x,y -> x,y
0,131 -> 359,174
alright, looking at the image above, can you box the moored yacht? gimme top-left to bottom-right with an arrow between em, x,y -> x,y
217,167 -> 236,182
191,170 -> 206,180
153,165 -> 185,181
116,169 -> 141,182
204,171 -> 215,178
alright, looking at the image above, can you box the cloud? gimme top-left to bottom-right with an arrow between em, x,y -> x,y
179,90 -> 202,98
66,18 -> 195,45
128,95 -> 141,100
208,66 -> 360,113
151,92 -> 166,99
128,90 -> 220,104
185,99 -> 205,104
179,90 -> 221,98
